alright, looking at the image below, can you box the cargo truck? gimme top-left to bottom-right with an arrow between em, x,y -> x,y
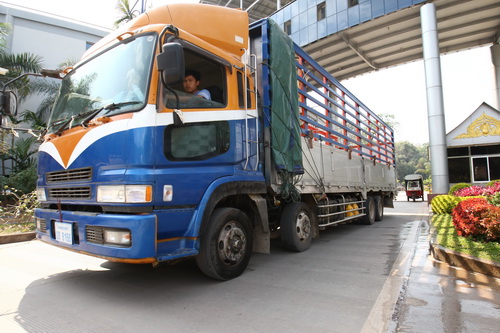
33,4 -> 396,280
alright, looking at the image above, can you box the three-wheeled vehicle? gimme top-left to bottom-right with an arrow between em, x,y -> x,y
404,174 -> 424,202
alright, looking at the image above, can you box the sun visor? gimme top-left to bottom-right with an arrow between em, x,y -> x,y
146,4 -> 249,58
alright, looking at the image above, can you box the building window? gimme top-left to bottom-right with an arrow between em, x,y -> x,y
472,156 -> 500,182
284,20 -> 292,35
348,0 -> 359,8
317,2 -> 326,21
448,157 -> 471,183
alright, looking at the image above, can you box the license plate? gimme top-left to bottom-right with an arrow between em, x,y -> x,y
55,222 -> 74,245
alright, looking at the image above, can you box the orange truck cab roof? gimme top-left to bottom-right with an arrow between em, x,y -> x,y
83,4 -> 249,61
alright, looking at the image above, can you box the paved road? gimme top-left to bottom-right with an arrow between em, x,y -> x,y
0,196 -> 432,333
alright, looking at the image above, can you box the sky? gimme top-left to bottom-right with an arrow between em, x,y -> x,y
3,0 -> 498,144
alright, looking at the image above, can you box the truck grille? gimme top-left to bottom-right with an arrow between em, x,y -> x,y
86,226 -> 104,244
38,218 -> 47,233
48,187 -> 91,199
47,167 -> 92,183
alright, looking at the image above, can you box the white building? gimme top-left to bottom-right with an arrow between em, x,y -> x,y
0,2 -> 110,176
0,2 -> 110,113
446,103 -> 500,185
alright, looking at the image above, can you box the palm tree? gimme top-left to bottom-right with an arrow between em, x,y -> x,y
114,0 -> 144,28
0,22 -> 44,176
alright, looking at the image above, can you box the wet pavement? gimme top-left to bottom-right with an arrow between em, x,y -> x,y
389,201 -> 500,332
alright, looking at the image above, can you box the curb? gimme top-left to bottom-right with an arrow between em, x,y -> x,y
429,242 -> 500,278
427,209 -> 499,278
0,232 -> 36,245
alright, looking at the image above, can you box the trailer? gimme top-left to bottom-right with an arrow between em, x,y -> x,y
32,4 -> 396,280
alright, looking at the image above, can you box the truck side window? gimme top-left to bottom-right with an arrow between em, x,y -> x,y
164,121 -> 230,161
163,49 -> 226,109
237,71 -> 245,109
237,71 -> 253,109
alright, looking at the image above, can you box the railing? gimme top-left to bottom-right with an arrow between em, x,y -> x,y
294,46 -> 396,167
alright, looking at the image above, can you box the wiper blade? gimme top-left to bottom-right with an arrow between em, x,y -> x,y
53,101 -> 143,135
80,106 -> 106,127
80,101 -> 142,127
53,116 -> 75,136
103,101 -> 142,111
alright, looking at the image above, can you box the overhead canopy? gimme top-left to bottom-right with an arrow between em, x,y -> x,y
201,0 -> 500,81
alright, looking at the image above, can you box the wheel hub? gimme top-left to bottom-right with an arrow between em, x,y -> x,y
295,212 -> 311,241
218,222 -> 246,265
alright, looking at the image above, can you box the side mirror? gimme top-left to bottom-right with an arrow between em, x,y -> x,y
40,68 -> 64,79
157,42 -> 185,86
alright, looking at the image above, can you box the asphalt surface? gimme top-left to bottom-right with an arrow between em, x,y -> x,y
0,194 -> 498,332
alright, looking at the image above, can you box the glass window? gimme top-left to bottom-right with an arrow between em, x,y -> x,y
317,2 -> 326,21
447,147 -> 469,157
164,49 -> 225,109
284,20 -> 292,35
448,157 -> 471,183
472,157 -> 488,182
164,122 -> 230,161
237,71 -> 244,109
48,34 -> 156,133
471,144 -> 500,155
489,156 -> 500,180
348,0 -> 359,8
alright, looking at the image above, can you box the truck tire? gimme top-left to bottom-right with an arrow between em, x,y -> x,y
361,197 -> 376,225
374,196 -> 384,221
196,208 -> 253,280
280,202 -> 312,252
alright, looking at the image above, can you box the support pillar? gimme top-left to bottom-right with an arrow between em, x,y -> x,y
491,43 -> 500,109
420,3 -> 449,194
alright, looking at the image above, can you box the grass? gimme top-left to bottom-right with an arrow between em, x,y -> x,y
0,221 -> 36,234
432,214 -> 500,263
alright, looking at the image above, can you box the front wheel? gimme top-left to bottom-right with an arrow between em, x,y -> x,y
280,202 -> 313,252
196,208 -> 253,280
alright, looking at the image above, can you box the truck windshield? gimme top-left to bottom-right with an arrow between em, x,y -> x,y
47,34 -> 156,133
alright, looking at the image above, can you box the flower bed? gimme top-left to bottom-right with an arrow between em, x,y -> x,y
431,181 -> 499,257
451,198 -> 500,242
432,214 -> 500,262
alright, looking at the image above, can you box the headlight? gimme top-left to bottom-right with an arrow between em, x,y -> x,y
104,228 -> 131,246
97,185 -> 152,203
36,188 -> 47,201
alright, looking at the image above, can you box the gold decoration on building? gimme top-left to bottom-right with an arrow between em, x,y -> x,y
454,113 -> 500,139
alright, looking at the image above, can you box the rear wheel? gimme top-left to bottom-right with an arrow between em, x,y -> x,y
280,202 -> 312,252
374,196 -> 384,221
361,197 -> 376,225
196,208 -> 253,280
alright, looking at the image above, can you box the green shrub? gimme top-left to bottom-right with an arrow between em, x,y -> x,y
486,179 -> 500,187
431,195 -> 484,214
488,193 -> 500,207
448,183 -> 471,195
432,195 -> 460,214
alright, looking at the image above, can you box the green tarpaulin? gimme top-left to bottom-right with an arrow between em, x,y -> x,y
268,19 -> 303,174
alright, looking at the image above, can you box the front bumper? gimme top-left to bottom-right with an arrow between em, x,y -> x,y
35,208 -> 157,262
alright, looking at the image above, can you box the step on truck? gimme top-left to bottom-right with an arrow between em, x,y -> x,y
34,4 -> 396,280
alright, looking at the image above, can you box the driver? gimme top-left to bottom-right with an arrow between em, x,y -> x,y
183,70 -> 211,100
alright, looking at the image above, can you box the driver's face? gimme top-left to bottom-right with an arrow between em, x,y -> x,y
183,75 -> 199,94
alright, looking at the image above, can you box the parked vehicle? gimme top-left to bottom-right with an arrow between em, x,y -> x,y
404,174 -> 424,201
31,4 -> 396,280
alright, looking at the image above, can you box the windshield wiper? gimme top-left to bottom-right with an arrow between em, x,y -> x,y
53,101 -> 143,136
80,101 -> 142,127
53,116 -> 76,136
103,101 -> 142,111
